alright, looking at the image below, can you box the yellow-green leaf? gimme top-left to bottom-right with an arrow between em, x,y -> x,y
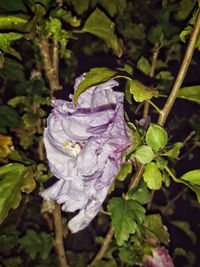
178,85 -> 200,104
129,80 -> 158,102
0,163 -> 26,223
82,8 -> 122,56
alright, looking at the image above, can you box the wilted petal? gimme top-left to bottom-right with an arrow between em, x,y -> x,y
142,247 -> 174,267
41,179 -> 64,200
41,74 -> 132,232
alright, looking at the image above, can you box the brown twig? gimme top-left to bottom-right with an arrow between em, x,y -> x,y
38,33 -> 69,267
158,9 -> 200,126
53,203 -> 70,267
91,226 -> 115,264
52,40 -> 62,90
38,35 -> 61,94
129,164 -> 145,191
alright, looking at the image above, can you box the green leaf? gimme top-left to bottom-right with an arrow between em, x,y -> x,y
144,214 -> 169,245
143,162 -> 162,190
0,105 -> 20,133
0,58 -> 25,81
180,170 -> 200,186
82,8 -> 122,56
134,145 -> 154,164
0,33 -> 23,56
172,221 -> 197,245
50,8 -> 80,27
174,248 -> 196,265
163,142 -> 183,158
21,166 -> 36,194
19,230 -> 54,260
91,259 -> 117,267
165,167 -> 200,202
0,0 -> 26,12
107,197 -> 145,245
146,124 -> 168,151
178,85 -> 200,104
0,15 -> 29,30
116,162 -> 132,181
148,25 -> 164,44
155,156 -> 168,170
0,163 -> 26,223
23,113 -> 39,127
176,0 -> 195,20
128,180 -> 151,204
100,0 -> 126,17
2,257 -> 22,267
180,25 -> 192,43
74,67 -> 117,105
155,71 -> 174,81
137,57 -> 150,75
0,225 -> 20,253
8,96 -> 31,108
129,80 -> 158,102
71,0 -> 89,14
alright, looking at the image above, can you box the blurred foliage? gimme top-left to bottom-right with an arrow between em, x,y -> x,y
0,0 -> 199,266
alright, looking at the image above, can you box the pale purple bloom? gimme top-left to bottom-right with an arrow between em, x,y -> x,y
142,247 -> 174,267
41,74 -> 131,233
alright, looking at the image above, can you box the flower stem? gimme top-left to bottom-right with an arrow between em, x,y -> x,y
158,8 -> 200,126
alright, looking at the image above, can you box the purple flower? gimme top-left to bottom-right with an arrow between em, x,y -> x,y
41,74 -> 131,233
142,247 -> 174,267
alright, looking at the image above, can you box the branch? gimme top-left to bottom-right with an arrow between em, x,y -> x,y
52,40 -> 62,90
158,9 -> 200,126
91,226 -> 115,264
53,203 -> 70,267
38,35 -> 61,93
128,164 -> 145,191
129,11 -> 200,191
38,34 -> 69,267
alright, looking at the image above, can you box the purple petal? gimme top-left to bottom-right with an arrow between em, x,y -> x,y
41,73 -> 132,232
142,247 -> 174,267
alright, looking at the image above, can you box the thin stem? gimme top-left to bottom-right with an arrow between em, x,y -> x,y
158,9 -> 200,126
182,131 -> 196,145
143,43 -> 160,118
128,164 -> 145,191
147,100 -> 161,114
143,102 -> 149,118
53,203 -> 70,267
164,166 -> 179,182
91,226 -> 115,264
150,43 -> 160,78
161,188 -> 187,214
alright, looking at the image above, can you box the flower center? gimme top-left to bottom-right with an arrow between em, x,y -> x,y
63,140 -> 81,156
